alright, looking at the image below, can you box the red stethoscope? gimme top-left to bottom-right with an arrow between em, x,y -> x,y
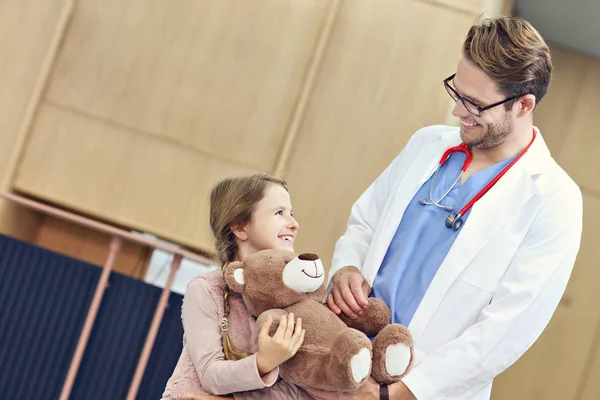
418,129 -> 536,230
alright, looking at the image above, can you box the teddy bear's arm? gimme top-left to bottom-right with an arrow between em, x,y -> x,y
256,308 -> 289,336
336,298 -> 391,336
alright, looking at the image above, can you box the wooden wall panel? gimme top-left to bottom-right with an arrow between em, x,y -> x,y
0,0 -> 67,174
531,47 -> 588,156
492,193 -> 600,400
0,0 -> 70,241
555,59 -> 600,193
14,103 -> 257,251
45,0 -> 331,172
416,0 -> 513,16
581,323 -> 600,399
416,0 -> 482,14
284,0 -> 474,264
35,216 -> 152,279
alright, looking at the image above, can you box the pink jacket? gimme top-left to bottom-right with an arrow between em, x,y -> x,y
161,271 -> 309,399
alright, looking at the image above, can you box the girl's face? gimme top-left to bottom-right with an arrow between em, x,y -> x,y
234,184 -> 299,260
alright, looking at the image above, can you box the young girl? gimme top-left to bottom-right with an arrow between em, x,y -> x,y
161,173 -> 310,400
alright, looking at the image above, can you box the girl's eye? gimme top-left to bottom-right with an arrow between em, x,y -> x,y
275,210 -> 283,216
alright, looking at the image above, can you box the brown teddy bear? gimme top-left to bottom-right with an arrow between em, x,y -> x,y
223,249 -> 414,393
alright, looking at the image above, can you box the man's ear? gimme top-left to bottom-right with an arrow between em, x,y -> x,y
223,261 -> 246,293
517,94 -> 536,117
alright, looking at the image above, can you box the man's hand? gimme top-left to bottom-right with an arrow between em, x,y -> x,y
326,266 -> 371,319
389,381 -> 416,400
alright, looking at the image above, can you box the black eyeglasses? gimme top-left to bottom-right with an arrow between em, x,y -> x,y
443,73 -> 526,117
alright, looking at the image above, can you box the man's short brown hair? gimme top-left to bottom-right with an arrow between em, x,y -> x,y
463,16 -> 553,110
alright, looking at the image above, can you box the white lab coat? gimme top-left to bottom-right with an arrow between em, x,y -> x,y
329,125 -> 583,400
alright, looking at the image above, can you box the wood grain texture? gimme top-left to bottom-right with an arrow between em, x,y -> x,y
0,0 -> 71,240
35,216 -> 152,279
533,47 -> 588,158
580,306 -> 600,399
555,58 -> 600,193
415,0 -> 482,15
45,0 -> 331,172
14,103 -> 257,251
0,0 -> 68,175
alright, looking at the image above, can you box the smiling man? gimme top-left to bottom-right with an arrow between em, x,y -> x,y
326,16 -> 583,400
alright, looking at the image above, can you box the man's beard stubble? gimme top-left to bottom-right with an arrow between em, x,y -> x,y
462,112 -> 513,150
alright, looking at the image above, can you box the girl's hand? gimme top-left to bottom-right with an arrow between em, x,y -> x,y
256,312 -> 305,375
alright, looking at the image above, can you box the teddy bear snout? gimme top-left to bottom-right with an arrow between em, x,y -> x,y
298,253 -> 319,261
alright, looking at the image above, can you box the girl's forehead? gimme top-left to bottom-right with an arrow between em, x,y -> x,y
257,185 -> 291,206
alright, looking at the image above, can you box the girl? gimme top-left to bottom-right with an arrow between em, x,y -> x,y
161,173 -> 310,400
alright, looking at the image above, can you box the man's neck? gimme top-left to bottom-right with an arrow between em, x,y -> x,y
471,123 -> 534,165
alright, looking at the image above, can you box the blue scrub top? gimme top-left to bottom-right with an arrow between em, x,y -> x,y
371,150 -> 515,327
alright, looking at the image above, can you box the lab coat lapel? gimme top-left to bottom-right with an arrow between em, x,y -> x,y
408,135 -> 547,342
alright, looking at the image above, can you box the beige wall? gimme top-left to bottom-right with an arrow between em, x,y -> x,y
0,0 -> 72,241
2,1 -> 599,399
5,0 -> 492,263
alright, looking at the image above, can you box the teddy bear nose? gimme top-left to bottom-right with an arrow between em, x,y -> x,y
298,253 -> 319,261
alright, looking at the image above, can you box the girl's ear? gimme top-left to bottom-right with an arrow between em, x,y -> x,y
223,261 -> 245,293
231,225 -> 248,241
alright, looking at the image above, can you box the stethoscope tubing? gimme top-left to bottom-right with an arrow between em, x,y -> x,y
421,128 -> 537,230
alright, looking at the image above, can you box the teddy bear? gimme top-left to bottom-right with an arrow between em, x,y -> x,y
223,249 -> 414,393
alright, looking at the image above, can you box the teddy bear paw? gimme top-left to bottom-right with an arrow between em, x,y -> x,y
385,343 -> 412,377
350,347 -> 371,383
371,324 -> 414,384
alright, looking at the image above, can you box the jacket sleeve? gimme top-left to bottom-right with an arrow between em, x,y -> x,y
328,128 -> 424,284
183,279 -> 279,395
401,184 -> 583,399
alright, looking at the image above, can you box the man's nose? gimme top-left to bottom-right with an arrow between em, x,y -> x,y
452,100 -> 470,118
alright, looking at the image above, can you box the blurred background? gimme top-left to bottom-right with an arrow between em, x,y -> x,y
0,0 -> 598,399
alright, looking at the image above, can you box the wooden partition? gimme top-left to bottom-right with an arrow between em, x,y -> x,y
9,0 -> 497,265
0,0 -> 73,241
13,0 -> 334,253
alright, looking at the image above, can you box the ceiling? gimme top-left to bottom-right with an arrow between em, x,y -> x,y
513,0 -> 600,59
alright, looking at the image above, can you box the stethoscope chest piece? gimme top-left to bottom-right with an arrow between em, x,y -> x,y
445,212 -> 463,231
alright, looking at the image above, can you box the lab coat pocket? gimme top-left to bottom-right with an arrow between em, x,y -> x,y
419,279 -> 495,352
458,231 -> 521,292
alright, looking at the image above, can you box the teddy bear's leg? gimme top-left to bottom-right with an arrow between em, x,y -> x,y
371,324 -> 414,384
280,328 -> 372,392
338,298 -> 391,336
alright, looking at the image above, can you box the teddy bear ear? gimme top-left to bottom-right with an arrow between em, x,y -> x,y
223,261 -> 246,293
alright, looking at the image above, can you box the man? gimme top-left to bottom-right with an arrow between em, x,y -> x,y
326,16 -> 583,400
